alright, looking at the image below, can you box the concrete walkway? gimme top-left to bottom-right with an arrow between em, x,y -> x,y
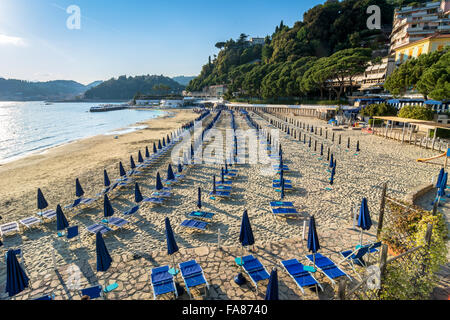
0,230 -> 372,300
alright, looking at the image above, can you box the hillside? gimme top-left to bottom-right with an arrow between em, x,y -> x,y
83,75 -> 185,100
172,76 -> 197,86
86,80 -> 103,89
186,0 -> 429,100
0,78 -> 88,101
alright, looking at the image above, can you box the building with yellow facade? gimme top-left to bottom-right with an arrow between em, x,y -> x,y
394,33 -> 450,64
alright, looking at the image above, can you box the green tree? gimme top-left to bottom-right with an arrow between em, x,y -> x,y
385,48 -> 447,98
398,105 -> 434,120
360,103 -> 398,117
416,49 -> 450,100
325,48 -> 372,99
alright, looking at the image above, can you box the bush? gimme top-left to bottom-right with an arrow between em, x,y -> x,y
429,128 -> 450,139
360,103 -> 398,117
398,104 -> 434,121
379,200 -> 448,300
368,119 -> 384,126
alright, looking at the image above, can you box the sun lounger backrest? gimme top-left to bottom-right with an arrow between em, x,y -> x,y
67,226 -> 79,239
151,266 -> 173,284
242,256 -> 264,272
369,242 -> 382,251
282,259 -> 310,277
81,285 -> 102,299
353,246 -> 369,259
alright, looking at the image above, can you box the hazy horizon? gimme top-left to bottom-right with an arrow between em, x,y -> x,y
0,0 -> 323,85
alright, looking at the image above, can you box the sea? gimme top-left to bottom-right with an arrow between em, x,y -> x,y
0,101 -> 165,164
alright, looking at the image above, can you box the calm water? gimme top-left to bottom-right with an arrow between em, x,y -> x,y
0,101 -> 165,164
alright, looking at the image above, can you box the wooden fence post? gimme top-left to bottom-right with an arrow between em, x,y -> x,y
424,223 -> 433,246
337,279 -> 347,300
432,201 -> 438,216
377,182 -> 387,240
378,244 -> 388,296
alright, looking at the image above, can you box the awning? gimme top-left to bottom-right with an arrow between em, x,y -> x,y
424,100 -> 443,105
387,99 -> 400,104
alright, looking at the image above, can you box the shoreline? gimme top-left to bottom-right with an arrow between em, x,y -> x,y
0,108 -> 198,222
0,108 -> 169,166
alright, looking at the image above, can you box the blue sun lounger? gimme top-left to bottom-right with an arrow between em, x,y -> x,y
339,245 -> 373,279
273,179 -> 292,184
188,211 -> 215,221
216,185 -> 232,191
0,222 -> 20,237
238,255 -> 270,291
142,197 -> 165,205
151,266 -> 178,300
163,178 -> 181,185
80,283 -> 117,299
175,174 -> 185,180
224,172 -> 237,179
273,183 -> 293,189
34,293 -> 55,300
209,191 -> 231,198
36,209 -> 57,220
151,191 -> 172,198
86,223 -> 112,235
180,219 -> 209,232
123,205 -> 140,216
106,217 -> 130,229
273,165 -> 289,170
19,216 -> 42,230
305,253 -> 352,285
270,201 -> 294,208
179,260 -> 210,299
80,285 -> 103,299
96,183 -> 119,198
65,197 -> 96,211
272,207 -> 299,217
217,180 -> 233,185
280,259 -> 323,294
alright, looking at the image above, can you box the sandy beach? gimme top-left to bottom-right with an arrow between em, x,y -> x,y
0,108 -> 445,300
0,109 -> 198,222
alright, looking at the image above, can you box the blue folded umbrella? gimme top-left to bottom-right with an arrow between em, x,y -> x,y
5,249 -> 29,297
96,231 -> 112,272
103,194 -> 114,218
119,162 -> 127,177
165,218 -> 179,255
134,183 -> 144,203
75,178 -> 84,198
56,204 -> 69,231
239,210 -> 254,247
37,188 -> 49,210
265,268 -> 279,300
103,170 -> 111,187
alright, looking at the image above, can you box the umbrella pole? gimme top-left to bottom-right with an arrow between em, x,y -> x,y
313,253 -> 316,270
360,229 -> 363,246
172,255 -> 178,274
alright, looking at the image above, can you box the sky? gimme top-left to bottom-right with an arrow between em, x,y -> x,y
0,0 -> 324,85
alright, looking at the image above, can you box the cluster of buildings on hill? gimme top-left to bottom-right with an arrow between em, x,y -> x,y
184,0 -> 449,112
348,0 -> 449,105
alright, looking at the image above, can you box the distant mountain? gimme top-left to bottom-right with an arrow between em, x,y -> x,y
0,78 -> 88,101
84,75 -> 185,100
86,80 -> 103,89
172,76 -> 197,86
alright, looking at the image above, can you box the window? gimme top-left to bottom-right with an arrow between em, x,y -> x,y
417,46 -> 423,56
